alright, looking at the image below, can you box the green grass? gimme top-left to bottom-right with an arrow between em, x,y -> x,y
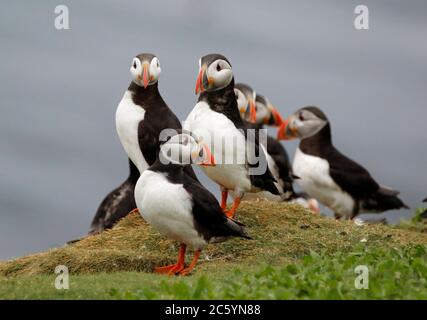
1,245 -> 426,299
0,201 -> 426,299
111,245 -> 427,300
395,207 -> 427,234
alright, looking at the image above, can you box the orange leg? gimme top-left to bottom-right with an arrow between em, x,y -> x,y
308,199 -> 320,214
220,191 -> 228,210
128,208 -> 139,215
154,244 -> 186,275
178,250 -> 201,276
225,197 -> 241,218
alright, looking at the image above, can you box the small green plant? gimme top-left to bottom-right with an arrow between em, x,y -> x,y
396,207 -> 427,233
107,245 -> 427,300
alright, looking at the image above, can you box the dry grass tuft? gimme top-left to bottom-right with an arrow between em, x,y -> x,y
1,200 -> 426,277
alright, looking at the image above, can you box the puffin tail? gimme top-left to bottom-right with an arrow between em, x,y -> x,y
225,218 -> 252,240
281,182 -> 299,200
378,186 -> 409,210
250,172 -> 281,196
362,187 -> 409,212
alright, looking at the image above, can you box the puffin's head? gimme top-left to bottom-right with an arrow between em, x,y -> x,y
277,106 -> 329,140
195,53 -> 233,94
255,95 -> 285,127
130,53 -> 161,88
234,83 -> 256,123
159,131 -> 215,167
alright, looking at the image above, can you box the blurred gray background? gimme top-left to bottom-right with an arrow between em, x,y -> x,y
0,0 -> 426,260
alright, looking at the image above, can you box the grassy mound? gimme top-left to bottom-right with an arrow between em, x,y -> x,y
1,245 -> 426,299
1,200 -> 426,277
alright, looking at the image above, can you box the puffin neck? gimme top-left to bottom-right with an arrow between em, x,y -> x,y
267,113 -> 277,126
199,79 -> 244,128
150,159 -> 185,176
245,121 -> 264,130
128,81 -> 160,101
299,123 -> 333,154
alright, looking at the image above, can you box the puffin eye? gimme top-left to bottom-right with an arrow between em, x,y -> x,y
299,112 -> 305,121
199,148 -> 204,158
156,60 -> 160,67
133,61 -> 137,69
216,63 -> 221,72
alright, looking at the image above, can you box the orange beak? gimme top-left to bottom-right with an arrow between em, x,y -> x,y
277,116 -> 298,140
142,63 -> 149,89
195,68 -> 205,94
249,99 -> 257,123
200,144 -> 215,166
270,107 -> 284,127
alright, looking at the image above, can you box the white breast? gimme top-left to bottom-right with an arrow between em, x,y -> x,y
135,170 -> 207,249
293,147 -> 355,218
115,91 -> 149,174
184,101 -> 251,194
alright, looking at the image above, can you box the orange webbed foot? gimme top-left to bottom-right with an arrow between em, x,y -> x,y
177,250 -> 201,276
128,208 -> 139,215
154,244 -> 187,276
177,267 -> 192,276
154,263 -> 185,275
224,197 -> 241,218
225,209 -> 235,218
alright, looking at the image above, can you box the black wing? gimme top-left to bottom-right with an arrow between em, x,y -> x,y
326,146 -> 380,198
89,159 -> 137,234
183,175 -> 250,240
245,128 -> 280,195
266,136 -> 294,185
323,146 -> 408,214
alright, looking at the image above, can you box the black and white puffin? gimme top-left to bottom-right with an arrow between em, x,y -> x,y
234,83 -> 257,123
235,84 -> 284,128
88,160 -> 138,234
234,83 -> 294,201
90,53 -> 199,234
116,53 -> 199,178
277,106 -> 409,219
135,132 -> 250,275
116,53 -> 197,177
234,85 -> 319,212
184,54 -> 280,218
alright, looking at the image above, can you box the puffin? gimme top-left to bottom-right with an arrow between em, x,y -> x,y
234,84 -> 295,201
184,54 -> 280,218
90,53 -> 198,234
116,53 -> 197,176
134,131 -> 250,275
277,106 -> 409,219
234,83 -> 257,123
116,53 -> 199,177
421,197 -> 427,219
88,160 -> 138,234
234,84 -> 320,212
235,84 -> 284,128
